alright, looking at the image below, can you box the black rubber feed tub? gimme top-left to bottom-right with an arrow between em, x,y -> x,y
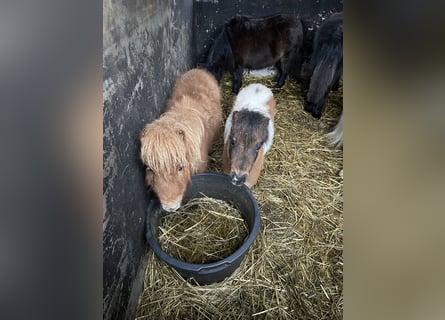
145,172 -> 261,285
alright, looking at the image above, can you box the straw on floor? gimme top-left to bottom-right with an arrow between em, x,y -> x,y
135,73 -> 343,320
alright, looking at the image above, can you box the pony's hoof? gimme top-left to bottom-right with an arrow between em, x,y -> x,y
274,81 -> 285,88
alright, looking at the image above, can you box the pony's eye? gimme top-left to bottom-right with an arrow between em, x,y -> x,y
146,168 -> 155,176
230,137 -> 236,147
255,143 -> 263,152
178,165 -> 184,172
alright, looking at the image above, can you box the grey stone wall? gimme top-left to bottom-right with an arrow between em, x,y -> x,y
103,1 -> 193,319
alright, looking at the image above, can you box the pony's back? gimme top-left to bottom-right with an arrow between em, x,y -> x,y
166,69 -> 221,110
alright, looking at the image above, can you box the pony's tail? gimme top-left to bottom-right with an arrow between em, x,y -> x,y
327,113 -> 343,148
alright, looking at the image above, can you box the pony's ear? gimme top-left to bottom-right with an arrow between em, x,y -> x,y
139,127 -> 146,141
145,168 -> 154,186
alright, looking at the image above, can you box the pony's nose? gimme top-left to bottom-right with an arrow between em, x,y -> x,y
231,172 -> 247,186
162,202 -> 181,212
311,110 -> 322,119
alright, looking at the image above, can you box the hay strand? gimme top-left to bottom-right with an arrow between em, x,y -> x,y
159,197 -> 248,264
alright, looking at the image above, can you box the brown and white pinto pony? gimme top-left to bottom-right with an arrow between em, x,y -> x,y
205,14 -> 304,94
139,69 -> 222,212
222,83 -> 276,188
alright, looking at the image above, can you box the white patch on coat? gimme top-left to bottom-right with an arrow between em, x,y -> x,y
244,67 -> 277,77
327,112 -> 343,147
224,83 -> 274,154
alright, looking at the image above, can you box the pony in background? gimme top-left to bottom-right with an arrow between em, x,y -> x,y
139,69 -> 222,212
304,12 -> 343,119
222,83 -> 276,188
206,14 -> 304,94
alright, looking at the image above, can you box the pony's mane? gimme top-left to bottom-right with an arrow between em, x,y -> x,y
306,43 -> 342,105
140,113 -> 204,176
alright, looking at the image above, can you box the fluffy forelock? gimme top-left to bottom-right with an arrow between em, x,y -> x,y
140,116 -> 202,176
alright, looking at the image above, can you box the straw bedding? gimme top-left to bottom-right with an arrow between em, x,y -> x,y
135,73 -> 343,320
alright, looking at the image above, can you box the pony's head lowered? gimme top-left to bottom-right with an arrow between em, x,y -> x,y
205,26 -> 235,82
140,115 -> 203,212
225,110 -> 270,187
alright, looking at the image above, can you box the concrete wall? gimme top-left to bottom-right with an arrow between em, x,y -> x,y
103,1 -> 193,319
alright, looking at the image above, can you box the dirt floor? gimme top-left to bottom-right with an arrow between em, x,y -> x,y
135,73 -> 343,320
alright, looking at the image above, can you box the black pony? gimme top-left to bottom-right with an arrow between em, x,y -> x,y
304,12 -> 343,119
205,14 -> 304,94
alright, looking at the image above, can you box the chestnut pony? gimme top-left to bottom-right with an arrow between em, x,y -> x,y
206,14 -> 304,94
139,69 -> 222,211
223,83 -> 276,188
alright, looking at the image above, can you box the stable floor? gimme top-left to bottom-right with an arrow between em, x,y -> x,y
136,73 -> 343,320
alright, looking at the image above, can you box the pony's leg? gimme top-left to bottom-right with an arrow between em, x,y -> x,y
232,65 -> 243,94
291,50 -> 302,82
277,52 -> 302,88
275,70 -> 288,88
282,46 -> 302,85
274,60 -> 283,84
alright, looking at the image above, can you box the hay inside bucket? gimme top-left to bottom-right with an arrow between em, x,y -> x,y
136,73 -> 343,320
158,197 -> 248,264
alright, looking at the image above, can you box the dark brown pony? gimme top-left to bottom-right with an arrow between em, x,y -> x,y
206,14 -> 304,94
304,12 -> 343,119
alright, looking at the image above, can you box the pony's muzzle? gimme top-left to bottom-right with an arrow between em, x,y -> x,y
230,172 -> 247,186
162,202 -> 181,212
304,102 -> 322,119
